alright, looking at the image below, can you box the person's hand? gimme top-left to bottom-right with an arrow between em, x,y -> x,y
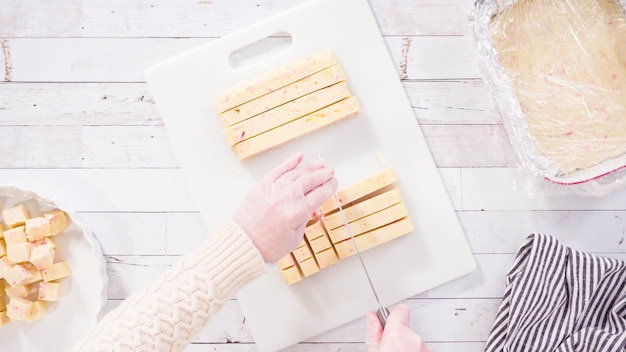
366,305 -> 432,352
234,153 -> 338,263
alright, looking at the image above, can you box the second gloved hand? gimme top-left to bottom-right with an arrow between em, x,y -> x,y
366,305 -> 432,352
234,153 -> 338,263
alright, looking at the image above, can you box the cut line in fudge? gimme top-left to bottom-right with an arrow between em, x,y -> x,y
216,50 -> 339,113
322,187 -> 402,231
320,167 -> 398,215
223,81 -> 352,146
333,217 -> 414,259
328,202 -> 409,244
220,65 -> 347,128
233,96 -> 360,160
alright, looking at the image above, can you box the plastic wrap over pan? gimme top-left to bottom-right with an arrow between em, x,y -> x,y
472,0 -> 626,196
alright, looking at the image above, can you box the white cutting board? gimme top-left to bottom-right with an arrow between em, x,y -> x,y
145,0 -> 476,351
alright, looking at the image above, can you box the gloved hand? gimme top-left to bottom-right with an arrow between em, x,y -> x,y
234,153 -> 338,263
366,305 -> 432,352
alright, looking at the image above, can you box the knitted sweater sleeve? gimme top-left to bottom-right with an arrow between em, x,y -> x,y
72,220 -> 266,352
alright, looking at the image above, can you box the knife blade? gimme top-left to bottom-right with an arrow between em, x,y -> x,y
333,194 -> 390,327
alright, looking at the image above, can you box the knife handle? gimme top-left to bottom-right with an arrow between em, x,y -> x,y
377,307 -> 390,328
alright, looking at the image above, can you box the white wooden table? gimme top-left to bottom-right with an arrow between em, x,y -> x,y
3,1 -> 626,351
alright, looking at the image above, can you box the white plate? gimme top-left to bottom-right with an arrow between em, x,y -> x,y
0,185 -> 108,352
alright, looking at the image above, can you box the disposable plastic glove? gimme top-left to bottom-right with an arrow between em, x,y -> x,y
366,305 -> 432,352
234,153 -> 338,263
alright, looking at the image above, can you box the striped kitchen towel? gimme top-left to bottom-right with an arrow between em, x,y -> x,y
485,233 -> 626,352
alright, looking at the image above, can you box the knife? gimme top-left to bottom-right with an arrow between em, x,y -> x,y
333,194 -> 390,328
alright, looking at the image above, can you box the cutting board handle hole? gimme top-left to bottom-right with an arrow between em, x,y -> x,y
228,31 -> 293,69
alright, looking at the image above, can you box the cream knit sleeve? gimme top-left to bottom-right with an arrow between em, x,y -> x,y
72,220 -> 266,352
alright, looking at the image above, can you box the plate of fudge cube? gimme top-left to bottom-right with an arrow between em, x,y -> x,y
0,185 -> 107,352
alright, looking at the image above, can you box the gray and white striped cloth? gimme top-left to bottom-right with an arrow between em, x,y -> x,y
485,233 -> 626,352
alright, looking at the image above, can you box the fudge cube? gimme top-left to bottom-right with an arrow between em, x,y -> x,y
304,221 -> 326,241
5,264 -> 33,287
280,265 -> 302,285
3,226 -> 26,245
23,263 -> 42,284
309,235 -> 332,253
0,257 -> 12,279
6,297 -> 33,321
0,311 -> 8,326
38,281 -> 61,301
31,237 -> 56,250
25,217 -> 51,241
314,248 -> 339,269
44,210 -> 68,236
5,284 -> 29,299
299,257 -> 320,277
30,245 -> 55,270
2,205 -> 30,228
277,253 -> 296,270
41,261 -> 70,282
6,242 -> 32,264
292,244 -> 313,262
26,300 -> 47,322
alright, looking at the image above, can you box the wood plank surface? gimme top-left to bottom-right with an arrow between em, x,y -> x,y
1,0 -> 473,37
101,297 -> 499,343
0,125 -> 513,168
3,0 -> 626,351
0,83 -> 160,126
70,210 -> 626,257
0,169 -> 198,212
0,36 -> 479,82
0,80 -> 497,126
